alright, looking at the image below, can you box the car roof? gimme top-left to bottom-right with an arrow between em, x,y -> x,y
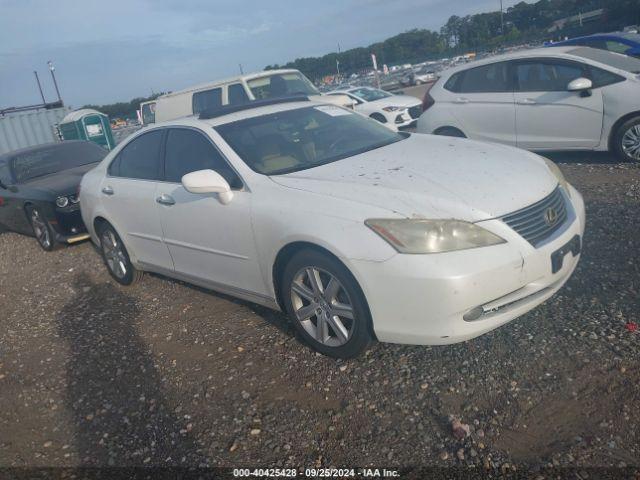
158,69 -> 303,99
139,100 -> 323,131
439,46 -> 606,76
0,140 -> 90,161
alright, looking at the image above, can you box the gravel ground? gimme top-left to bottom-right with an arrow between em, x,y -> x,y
0,156 -> 639,476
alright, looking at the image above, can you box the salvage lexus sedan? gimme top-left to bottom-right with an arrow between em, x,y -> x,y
80,97 -> 585,358
0,141 -> 108,250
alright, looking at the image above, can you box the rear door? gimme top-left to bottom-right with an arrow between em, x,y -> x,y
443,62 -> 516,145
99,129 -> 174,270
513,58 -> 604,149
154,127 -> 266,296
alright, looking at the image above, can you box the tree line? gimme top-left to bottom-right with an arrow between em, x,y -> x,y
266,0 -> 640,80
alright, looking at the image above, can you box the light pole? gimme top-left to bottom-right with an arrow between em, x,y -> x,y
47,60 -> 63,104
500,0 -> 504,35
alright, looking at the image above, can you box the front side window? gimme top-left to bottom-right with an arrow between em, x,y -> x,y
111,130 -> 163,180
164,128 -> 242,188
247,72 -> 319,100
193,88 -> 222,114
456,62 -> 510,93
348,88 -> 392,102
228,83 -> 249,105
215,105 -> 405,175
589,65 -> 625,88
515,61 -> 584,92
12,142 -> 107,183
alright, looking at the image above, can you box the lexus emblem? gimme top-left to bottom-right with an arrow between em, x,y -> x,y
544,207 -> 559,226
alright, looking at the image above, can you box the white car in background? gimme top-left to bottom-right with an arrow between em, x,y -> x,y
80,97 -> 585,359
328,87 -> 422,129
417,46 -> 640,161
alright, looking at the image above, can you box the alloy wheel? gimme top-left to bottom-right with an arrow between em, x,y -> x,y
622,124 -> 640,161
101,229 -> 128,279
31,209 -> 51,249
290,267 -> 355,347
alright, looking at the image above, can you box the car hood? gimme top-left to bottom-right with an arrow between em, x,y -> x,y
21,163 -> 98,196
368,95 -> 421,108
270,134 -> 558,222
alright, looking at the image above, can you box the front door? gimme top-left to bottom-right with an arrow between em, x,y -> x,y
155,127 -> 266,296
100,129 -> 173,270
513,59 -> 604,150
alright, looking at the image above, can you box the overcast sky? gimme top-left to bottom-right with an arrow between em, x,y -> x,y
0,0 -> 527,108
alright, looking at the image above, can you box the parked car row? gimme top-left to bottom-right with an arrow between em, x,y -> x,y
417,46 -> 640,162
0,88 -> 587,359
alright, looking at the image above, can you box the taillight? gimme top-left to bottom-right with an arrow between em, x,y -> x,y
421,91 -> 435,112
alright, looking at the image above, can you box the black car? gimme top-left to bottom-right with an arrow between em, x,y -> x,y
0,141 -> 107,250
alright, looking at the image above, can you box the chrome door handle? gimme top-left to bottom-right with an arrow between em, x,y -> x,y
156,194 -> 175,206
454,97 -> 469,104
518,98 -> 536,105
101,186 -> 114,195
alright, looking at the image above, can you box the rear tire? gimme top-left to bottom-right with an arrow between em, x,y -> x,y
434,127 -> 466,138
97,222 -> 143,286
612,116 -> 640,162
27,206 -> 56,251
281,249 -> 373,359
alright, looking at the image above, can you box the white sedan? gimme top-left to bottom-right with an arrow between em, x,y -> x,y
328,87 -> 422,129
80,97 -> 585,358
417,46 -> 640,161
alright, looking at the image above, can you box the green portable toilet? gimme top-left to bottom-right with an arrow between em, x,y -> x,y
59,109 -> 115,150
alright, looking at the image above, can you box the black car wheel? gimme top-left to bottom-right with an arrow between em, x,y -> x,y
97,222 -> 143,286
27,207 -> 55,251
281,249 -> 373,358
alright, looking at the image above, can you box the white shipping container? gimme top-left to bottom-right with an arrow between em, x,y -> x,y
0,107 -> 71,155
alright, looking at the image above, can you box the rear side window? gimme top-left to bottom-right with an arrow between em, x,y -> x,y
110,130 -> 163,180
515,61 -> 584,92
452,62 -> 510,93
0,159 -> 12,184
589,66 -> 625,88
443,72 -> 463,93
228,83 -> 250,105
193,88 -> 222,114
164,128 -> 242,188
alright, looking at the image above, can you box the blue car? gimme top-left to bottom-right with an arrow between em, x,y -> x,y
548,32 -> 640,58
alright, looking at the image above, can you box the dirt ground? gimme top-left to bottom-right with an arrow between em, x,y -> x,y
0,154 -> 639,476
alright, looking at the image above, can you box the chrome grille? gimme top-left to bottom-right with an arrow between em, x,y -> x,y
408,105 -> 422,119
502,187 -> 567,247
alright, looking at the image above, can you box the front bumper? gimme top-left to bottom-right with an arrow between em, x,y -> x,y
51,207 -> 90,244
346,184 -> 586,345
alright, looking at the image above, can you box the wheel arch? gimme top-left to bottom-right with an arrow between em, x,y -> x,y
271,241 -> 375,337
433,126 -> 467,137
608,110 -> 640,150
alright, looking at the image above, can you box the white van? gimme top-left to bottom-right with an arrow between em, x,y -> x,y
154,69 -> 352,123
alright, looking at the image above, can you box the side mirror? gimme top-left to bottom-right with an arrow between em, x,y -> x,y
567,77 -> 592,92
181,169 -> 234,204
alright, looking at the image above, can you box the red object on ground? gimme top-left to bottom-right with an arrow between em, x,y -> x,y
626,322 -> 638,332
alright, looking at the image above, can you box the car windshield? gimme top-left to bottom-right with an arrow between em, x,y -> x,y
215,104 -> 406,175
12,142 -> 107,183
570,47 -> 640,73
247,72 -> 319,99
349,87 -> 392,102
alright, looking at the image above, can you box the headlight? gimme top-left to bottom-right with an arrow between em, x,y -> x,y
365,218 -> 506,254
382,106 -> 404,112
56,196 -> 69,208
543,157 -> 570,194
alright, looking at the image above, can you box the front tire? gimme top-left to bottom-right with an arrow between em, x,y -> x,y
27,206 -> 56,251
370,113 -> 387,124
613,116 -> 640,162
281,249 -> 373,358
97,222 -> 143,286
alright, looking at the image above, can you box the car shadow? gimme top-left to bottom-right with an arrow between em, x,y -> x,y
56,273 -> 210,467
538,150 -> 621,164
